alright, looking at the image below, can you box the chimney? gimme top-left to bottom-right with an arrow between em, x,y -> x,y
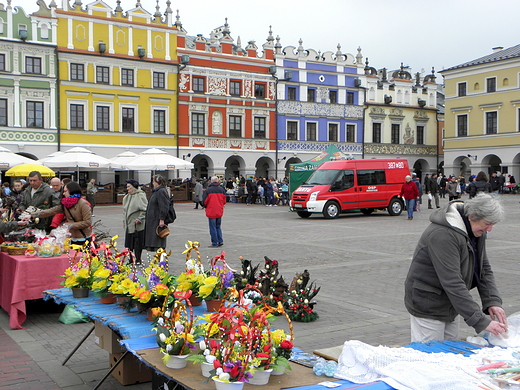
492,46 -> 504,53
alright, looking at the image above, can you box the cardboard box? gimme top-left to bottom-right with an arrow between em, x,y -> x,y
94,321 -> 124,354
109,353 -> 152,386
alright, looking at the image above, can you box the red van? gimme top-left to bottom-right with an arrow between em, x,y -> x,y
290,159 -> 410,218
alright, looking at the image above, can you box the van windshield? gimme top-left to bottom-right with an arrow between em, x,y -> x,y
305,170 -> 341,185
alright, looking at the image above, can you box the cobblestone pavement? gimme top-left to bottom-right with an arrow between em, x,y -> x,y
2,193 -> 520,389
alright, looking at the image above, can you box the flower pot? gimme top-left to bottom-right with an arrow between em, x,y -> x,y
164,354 -> 189,369
271,366 -> 286,376
189,293 -> 202,307
72,287 -> 90,298
205,299 -> 222,312
249,369 -> 273,385
201,361 -> 213,378
146,308 -> 154,321
213,378 -> 244,390
100,293 -> 116,304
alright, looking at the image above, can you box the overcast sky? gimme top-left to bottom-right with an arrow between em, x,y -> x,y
12,0 -> 520,79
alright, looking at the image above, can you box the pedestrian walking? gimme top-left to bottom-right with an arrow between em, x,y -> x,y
400,175 -> 420,220
193,179 -> 204,209
123,180 -> 148,263
144,174 -> 171,251
203,176 -> 226,248
86,178 -> 97,216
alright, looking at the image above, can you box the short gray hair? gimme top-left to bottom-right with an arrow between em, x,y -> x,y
464,193 -> 504,224
211,176 -> 219,183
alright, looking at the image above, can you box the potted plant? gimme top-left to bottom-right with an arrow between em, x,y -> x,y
198,251 -> 236,312
270,329 -> 293,375
60,253 -> 101,298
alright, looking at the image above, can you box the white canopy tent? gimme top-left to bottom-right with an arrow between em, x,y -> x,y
39,147 -> 112,169
0,146 -> 37,169
123,148 -> 194,171
109,151 -> 138,169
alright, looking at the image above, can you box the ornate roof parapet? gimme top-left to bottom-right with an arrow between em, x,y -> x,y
245,40 -> 258,58
274,35 -> 282,55
153,0 -> 162,20
423,67 -> 436,83
114,0 -> 123,14
275,39 -> 356,66
364,58 -> 378,76
173,8 -> 184,33
262,25 -> 275,60
390,63 -> 412,81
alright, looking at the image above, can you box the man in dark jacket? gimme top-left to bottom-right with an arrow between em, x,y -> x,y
490,172 -> 501,194
19,171 -> 60,231
426,173 -> 440,209
404,193 -> 507,342
203,176 -> 227,248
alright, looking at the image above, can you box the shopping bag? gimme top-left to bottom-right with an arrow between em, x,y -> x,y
58,304 -> 90,324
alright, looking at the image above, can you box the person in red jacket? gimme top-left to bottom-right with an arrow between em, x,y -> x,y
203,176 -> 227,248
400,175 -> 420,220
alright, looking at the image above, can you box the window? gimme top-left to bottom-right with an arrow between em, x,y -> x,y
347,92 -> 355,105
287,121 -> 297,140
255,84 -> 265,99
372,123 -> 381,143
122,108 -> 134,132
96,106 -> 110,131
287,87 -> 297,101
26,57 -> 41,74
329,91 -> 337,104
307,88 -> 315,102
458,82 -> 467,97
229,115 -> 242,137
391,124 -> 400,144
254,117 -> 266,138
417,126 -> 424,144
306,122 -> 316,141
331,170 -> 354,191
457,115 -> 468,137
328,123 -> 338,141
96,66 -> 109,84
153,72 -> 165,89
0,54 -> 5,71
346,124 -> 355,142
40,24 -> 49,39
0,99 -> 7,126
230,81 -> 241,96
27,101 -> 44,128
357,170 -> 386,186
121,69 -> 134,86
193,76 -> 204,92
191,113 -> 205,135
486,111 -> 497,134
70,104 -> 84,130
486,77 -> 496,93
70,63 -> 84,81
153,110 -> 166,133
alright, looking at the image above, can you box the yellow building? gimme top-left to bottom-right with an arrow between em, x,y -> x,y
53,0 -> 178,182
441,44 -> 520,180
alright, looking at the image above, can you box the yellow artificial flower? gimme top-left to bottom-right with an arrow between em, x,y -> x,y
92,280 -> 108,291
155,284 -> 169,296
138,290 -> 152,304
198,276 -> 218,298
93,268 -> 110,279
64,275 -> 78,288
76,268 -> 89,279
121,278 -> 136,294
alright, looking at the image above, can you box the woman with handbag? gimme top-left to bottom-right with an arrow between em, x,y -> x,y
30,181 -> 92,246
144,174 -> 171,251
123,180 -> 148,263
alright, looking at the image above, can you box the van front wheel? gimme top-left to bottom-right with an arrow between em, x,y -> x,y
388,198 -> 403,216
297,211 -> 312,218
323,201 -> 340,219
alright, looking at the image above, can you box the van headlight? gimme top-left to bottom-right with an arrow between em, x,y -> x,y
309,191 -> 320,202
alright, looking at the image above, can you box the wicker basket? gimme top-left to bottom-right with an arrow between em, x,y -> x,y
7,246 -> 28,255
1,245 -> 10,252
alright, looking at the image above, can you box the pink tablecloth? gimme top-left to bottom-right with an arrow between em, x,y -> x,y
0,252 -> 70,329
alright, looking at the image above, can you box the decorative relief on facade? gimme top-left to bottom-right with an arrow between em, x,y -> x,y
191,137 -> 206,147
228,107 -> 245,114
189,137 -> 268,150
243,80 -> 253,98
75,24 -> 86,42
364,144 -> 437,155
413,111 -> 429,121
212,110 -> 222,134
179,74 -> 189,92
189,104 -> 209,112
278,141 -> 362,154
254,140 -> 268,149
116,29 -> 125,46
21,90 -> 50,98
0,130 -> 57,143
229,139 -> 242,148
154,35 -> 163,51
370,107 -> 386,115
268,82 -> 275,100
207,76 -> 227,95
389,108 -> 404,119
0,43 -> 14,51
403,123 -> 414,144
317,86 -> 329,102
278,101 -> 363,119
252,109 -> 269,116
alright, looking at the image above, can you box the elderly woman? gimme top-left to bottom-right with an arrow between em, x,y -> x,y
404,193 -> 507,342
400,175 -> 420,220
144,174 -> 170,251
31,181 -> 92,246
123,180 -> 148,263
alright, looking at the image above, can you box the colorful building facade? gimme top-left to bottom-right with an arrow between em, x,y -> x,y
360,61 -> 439,179
176,18 -> 276,179
441,44 -> 520,179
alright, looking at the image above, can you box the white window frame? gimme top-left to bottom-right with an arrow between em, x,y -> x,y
286,120 -> 299,141
228,113 -> 244,138
150,106 -> 169,134
327,122 -> 339,142
345,123 -> 356,143
93,101 -> 114,132
305,121 -> 318,141
67,99 -> 88,130
119,103 -> 138,133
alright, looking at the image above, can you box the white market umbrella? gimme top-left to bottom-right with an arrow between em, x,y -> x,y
123,148 -> 194,171
109,151 -> 138,170
38,151 -> 65,164
41,147 -> 112,169
0,148 -> 36,169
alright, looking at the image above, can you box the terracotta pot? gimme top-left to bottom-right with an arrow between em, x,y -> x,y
205,299 -> 222,312
189,293 -> 202,307
146,308 -> 154,321
100,293 -> 116,304
72,287 -> 89,298
213,378 -> 244,390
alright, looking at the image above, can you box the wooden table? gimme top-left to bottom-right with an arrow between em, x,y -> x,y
0,252 -> 70,329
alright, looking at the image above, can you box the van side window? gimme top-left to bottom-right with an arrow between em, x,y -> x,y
357,170 -> 386,186
332,170 -> 354,191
